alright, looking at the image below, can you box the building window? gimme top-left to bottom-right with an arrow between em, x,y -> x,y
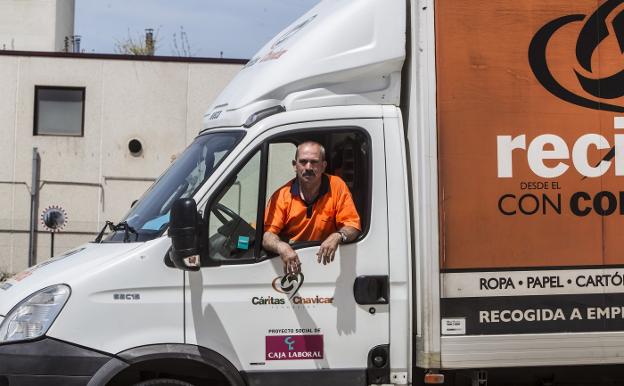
34,86 -> 85,136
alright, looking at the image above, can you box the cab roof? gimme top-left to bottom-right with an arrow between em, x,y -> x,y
202,0 -> 406,130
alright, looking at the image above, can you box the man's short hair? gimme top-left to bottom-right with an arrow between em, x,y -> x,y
295,141 -> 326,161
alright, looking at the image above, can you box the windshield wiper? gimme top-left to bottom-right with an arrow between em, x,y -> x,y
95,221 -> 139,243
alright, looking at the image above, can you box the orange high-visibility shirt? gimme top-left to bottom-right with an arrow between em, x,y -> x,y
264,174 -> 361,242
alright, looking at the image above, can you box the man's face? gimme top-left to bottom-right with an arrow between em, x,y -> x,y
293,143 -> 327,185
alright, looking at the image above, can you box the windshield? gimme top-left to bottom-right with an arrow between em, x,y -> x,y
106,131 -> 244,242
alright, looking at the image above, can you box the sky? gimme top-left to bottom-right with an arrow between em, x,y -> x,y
74,0 -> 321,60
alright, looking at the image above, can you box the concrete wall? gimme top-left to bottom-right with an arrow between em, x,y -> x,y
0,53 -> 243,274
0,0 -> 75,52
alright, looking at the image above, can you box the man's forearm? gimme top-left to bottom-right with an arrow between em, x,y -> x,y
263,231 -> 286,254
264,231 -> 301,274
338,226 -> 360,243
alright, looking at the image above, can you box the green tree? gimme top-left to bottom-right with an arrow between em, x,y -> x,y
115,28 -> 158,56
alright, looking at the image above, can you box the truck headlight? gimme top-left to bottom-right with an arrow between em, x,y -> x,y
0,284 -> 70,343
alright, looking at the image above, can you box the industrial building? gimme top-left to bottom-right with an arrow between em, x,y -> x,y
0,0 -> 245,273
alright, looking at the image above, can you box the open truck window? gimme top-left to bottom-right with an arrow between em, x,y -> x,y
201,128 -> 370,264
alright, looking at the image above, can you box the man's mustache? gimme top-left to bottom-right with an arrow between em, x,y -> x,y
302,170 -> 315,177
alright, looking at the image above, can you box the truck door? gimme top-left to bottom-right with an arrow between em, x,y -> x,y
185,117 -> 389,385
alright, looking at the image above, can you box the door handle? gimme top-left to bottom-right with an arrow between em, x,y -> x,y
353,275 -> 389,305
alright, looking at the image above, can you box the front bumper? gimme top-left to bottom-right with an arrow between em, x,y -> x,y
0,337 -> 112,386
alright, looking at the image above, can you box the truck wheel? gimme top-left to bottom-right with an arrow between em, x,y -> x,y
133,379 -> 195,386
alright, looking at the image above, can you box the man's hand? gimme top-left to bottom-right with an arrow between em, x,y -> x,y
263,231 -> 301,275
278,243 -> 301,275
317,232 -> 342,265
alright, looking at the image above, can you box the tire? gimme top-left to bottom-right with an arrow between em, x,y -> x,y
133,379 -> 195,386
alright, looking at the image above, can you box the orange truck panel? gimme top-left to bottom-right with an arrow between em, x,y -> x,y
437,0 -> 624,270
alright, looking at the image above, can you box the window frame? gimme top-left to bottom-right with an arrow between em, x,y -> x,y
201,126 -> 372,267
33,85 -> 86,137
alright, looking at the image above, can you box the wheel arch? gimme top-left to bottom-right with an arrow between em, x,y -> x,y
87,344 -> 245,386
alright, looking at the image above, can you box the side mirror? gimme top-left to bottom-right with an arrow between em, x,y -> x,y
168,198 -> 201,271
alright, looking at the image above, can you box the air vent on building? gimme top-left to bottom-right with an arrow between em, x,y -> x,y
128,139 -> 143,157
72,35 -> 81,53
